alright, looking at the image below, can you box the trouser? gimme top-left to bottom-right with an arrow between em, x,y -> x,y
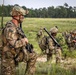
1,58 -> 16,75
25,52 -> 37,75
55,48 -> 62,63
47,53 -> 52,61
47,48 -> 62,63
1,50 -> 37,75
15,51 -> 37,75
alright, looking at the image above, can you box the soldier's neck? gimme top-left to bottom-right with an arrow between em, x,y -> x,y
12,19 -> 19,27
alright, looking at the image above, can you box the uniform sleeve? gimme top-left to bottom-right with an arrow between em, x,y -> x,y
67,36 -> 71,44
4,25 -> 26,48
48,38 -> 55,50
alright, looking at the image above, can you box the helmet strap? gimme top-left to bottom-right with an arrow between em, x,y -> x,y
12,15 -> 22,23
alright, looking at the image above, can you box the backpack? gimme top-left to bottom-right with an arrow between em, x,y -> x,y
39,36 -> 49,51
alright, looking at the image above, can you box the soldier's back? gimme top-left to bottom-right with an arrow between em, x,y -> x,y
39,35 -> 53,51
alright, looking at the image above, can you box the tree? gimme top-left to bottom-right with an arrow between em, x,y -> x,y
41,7 -> 48,18
64,3 -> 69,8
56,6 -> 67,18
47,6 -> 55,18
0,4 -> 76,18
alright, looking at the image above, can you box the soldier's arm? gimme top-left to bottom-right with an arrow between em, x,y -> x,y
72,40 -> 76,43
67,36 -> 71,43
48,38 -> 55,50
4,26 -> 27,48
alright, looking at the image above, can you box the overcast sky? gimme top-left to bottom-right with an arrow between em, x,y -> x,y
0,0 -> 76,9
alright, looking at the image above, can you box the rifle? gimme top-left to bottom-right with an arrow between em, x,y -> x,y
14,23 -> 34,65
16,23 -> 33,53
43,28 -> 63,51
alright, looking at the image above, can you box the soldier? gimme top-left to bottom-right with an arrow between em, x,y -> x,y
63,29 -> 76,50
1,5 -> 37,75
72,30 -> 76,45
37,26 -> 62,63
67,29 -> 76,50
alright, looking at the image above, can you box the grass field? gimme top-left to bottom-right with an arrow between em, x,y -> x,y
0,17 -> 76,53
0,17 -> 76,75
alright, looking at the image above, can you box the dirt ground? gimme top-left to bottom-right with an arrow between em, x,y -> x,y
37,55 -> 76,69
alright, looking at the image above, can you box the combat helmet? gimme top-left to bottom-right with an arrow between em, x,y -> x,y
71,29 -> 76,34
50,26 -> 58,34
10,5 -> 29,16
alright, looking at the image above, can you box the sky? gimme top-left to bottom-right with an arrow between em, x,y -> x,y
0,0 -> 76,9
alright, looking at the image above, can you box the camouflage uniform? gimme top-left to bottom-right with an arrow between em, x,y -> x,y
38,26 -> 62,63
1,6 -> 37,75
67,29 -> 76,50
63,29 -> 76,50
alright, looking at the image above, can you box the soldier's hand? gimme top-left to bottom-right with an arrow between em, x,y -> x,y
72,40 -> 76,43
21,38 -> 28,45
24,38 -> 28,44
57,47 -> 61,49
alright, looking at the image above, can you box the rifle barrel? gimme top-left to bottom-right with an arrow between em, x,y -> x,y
43,28 -> 61,47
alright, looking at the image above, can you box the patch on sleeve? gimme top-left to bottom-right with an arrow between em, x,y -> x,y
5,27 -> 16,40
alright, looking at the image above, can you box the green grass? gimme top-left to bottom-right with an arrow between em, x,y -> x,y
16,62 -> 76,75
23,18 -> 76,54
0,17 -> 76,54
0,17 -> 76,75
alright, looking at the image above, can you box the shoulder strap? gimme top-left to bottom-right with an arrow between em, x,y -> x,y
5,21 -> 16,28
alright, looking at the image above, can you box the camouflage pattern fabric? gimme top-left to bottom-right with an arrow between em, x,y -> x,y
10,5 -> 29,16
25,52 -> 37,75
1,21 -> 37,75
38,35 -> 62,63
63,30 -> 76,50
50,26 -> 58,34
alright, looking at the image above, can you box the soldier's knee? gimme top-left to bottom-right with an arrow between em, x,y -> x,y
29,52 -> 37,61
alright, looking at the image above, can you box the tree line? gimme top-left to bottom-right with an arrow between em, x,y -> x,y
0,3 -> 76,18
